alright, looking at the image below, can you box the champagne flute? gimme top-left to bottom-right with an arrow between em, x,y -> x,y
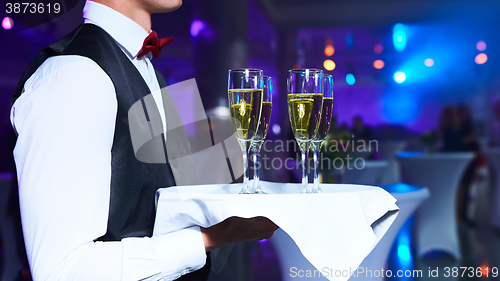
311,74 -> 334,193
228,69 -> 264,194
287,69 -> 323,193
249,76 -> 273,194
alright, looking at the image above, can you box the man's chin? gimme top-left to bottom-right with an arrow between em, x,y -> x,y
156,1 -> 182,14
152,7 -> 180,14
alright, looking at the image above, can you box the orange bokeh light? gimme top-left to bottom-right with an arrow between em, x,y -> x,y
324,44 -> 335,56
480,264 -> 489,276
475,53 -> 488,64
323,59 -> 336,71
373,60 -> 385,69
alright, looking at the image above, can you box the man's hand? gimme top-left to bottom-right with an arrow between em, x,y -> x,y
200,217 -> 279,252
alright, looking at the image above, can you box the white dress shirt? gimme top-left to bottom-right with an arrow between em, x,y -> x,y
10,1 -> 206,281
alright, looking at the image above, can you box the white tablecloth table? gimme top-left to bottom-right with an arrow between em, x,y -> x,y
378,141 -> 406,185
344,161 -> 389,186
484,148 -> 500,230
396,152 -> 474,259
348,183 -> 429,281
154,181 -> 399,281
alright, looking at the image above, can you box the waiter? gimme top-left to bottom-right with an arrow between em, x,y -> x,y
10,0 -> 278,280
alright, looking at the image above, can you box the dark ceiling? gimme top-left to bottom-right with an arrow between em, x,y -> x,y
257,0 -> 500,29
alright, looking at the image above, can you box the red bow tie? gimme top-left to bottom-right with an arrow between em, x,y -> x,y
137,30 -> 174,59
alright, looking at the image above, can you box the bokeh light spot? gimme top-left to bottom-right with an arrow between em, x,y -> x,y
393,23 -> 407,52
190,20 -> 206,37
324,44 -> 334,56
394,71 -> 406,83
476,41 -> 487,51
323,59 -> 336,71
480,264 -> 489,276
424,58 -> 434,67
374,44 -> 383,54
2,17 -> 14,30
346,73 -> 356,85
272,124 -> 281,135
373,60 -> 385,69
475,53 -> 488,64
398,245 -> 411,262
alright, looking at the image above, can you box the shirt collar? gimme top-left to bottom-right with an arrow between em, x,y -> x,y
83,1 -> 150,58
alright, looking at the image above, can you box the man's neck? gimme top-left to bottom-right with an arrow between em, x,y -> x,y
92,0 -> 151,32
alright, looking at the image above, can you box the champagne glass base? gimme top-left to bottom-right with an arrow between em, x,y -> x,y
240,189 -> 266,194
243,180 -> 267,194
239,185 -> 250,194
239,182 -> 267,194
300,184 -> 322,194
311,186 -> 323,193
243,190 -> 267,194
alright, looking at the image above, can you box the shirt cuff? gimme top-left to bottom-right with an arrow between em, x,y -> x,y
121,226 -> 207,281
155,226 -> 207,280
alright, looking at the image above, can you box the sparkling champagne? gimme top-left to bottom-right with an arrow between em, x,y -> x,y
315,97 -> 334,140
229,89 -> 263,140
254,102 -> 272,141
287,94 -> 323,141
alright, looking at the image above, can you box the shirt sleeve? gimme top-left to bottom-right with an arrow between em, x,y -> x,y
11,55 -> 207,281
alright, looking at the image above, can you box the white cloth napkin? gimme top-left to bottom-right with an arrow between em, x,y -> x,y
153,181 -> 399,281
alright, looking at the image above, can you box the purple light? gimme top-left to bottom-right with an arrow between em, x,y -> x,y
190,20 -> 206,37
2,17 -> 14,30
424,58 -> 434,67
476,41 -> 487,51
272,124 -> 281,135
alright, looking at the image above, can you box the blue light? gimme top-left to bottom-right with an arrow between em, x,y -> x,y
394,71 -> 406,83
396,224 -> 412,265
382,91 -> 418,123
395,219 -> 414,266
346,33 -> 354,49
398,245 -> 412,262
383,183 -> 422,193
345,73 -> 356,85
393,23 -> 407,52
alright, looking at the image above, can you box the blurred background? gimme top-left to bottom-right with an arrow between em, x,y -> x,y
2,0 -> 500,280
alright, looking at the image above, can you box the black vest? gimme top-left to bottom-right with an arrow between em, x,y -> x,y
13,24 -> 210,279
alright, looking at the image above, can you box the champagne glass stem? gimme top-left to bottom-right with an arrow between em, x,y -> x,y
250,142 -> 266,194
239,141 -> 250,194
312,141 -> 323,193
252,148 -> 260,189
299,141 -> 310,193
